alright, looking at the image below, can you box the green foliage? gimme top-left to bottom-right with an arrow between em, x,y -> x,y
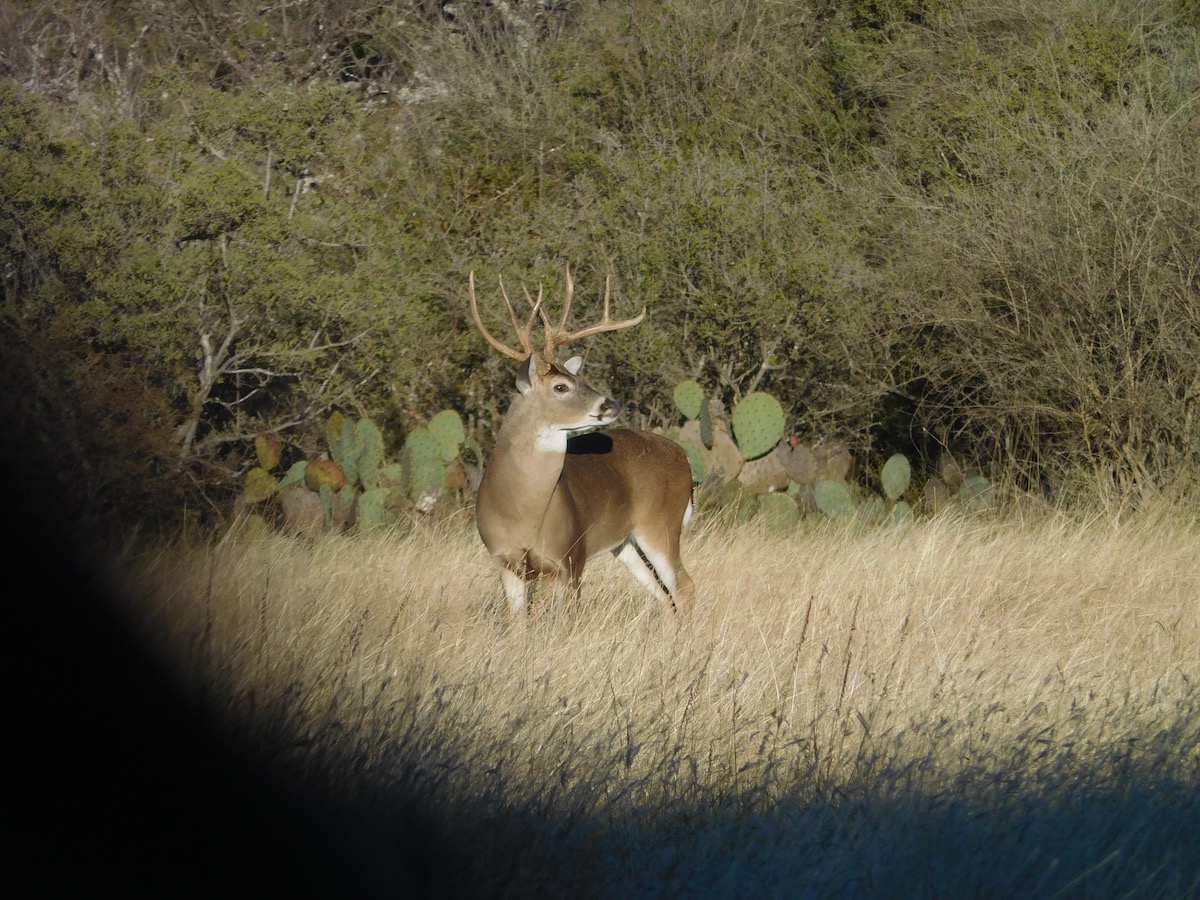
3,0 -> 1199,531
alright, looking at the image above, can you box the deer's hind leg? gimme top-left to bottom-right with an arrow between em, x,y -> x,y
616,533 -> 693,615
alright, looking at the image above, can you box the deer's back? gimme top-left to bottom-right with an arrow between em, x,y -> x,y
548,429 -> 693,557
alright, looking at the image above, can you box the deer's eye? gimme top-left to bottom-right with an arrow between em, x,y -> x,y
553,382 -> 571,394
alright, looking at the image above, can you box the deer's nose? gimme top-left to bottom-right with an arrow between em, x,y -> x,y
598,398 -> 620,418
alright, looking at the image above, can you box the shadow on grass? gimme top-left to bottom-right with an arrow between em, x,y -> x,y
351,736 -> 1199,898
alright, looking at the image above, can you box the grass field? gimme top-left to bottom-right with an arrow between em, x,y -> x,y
105,506 -> 1199,897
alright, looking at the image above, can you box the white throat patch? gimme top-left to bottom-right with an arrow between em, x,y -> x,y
535,426 -> 569,452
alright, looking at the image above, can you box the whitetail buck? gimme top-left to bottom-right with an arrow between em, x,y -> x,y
469,265 -> 695,618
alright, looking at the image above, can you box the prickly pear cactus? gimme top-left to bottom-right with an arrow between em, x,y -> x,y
815,440 -> 853,481
758,492 -> 800,534
814,478 -> 855,518
673,380 -> 705,420
277,460 -> 308,493
890,500 -> 914,527
923,476 -> 952,513
674,439 -> 708,483
737,443 -> 790,494
708,425 -> 744,483
355,417 -> 385,488
677,419 -> 705,453
784,441 -> 818,485
427,409 -> 466,463
857,495 -> 886,526
281,486 -> 325,537
405,427 -> 446,503
305,459 -> 346,492
335,418 -> 360,486
698,399 -> 714,449
960,473 -> 993,511
318,482 -> 334,528
720,479 -> 758,524
939,452 -> 965,490
242,467 -> 278,504
880,453 -> 912,502
325,412 -> 347,462
356,487 -> 392,531
731,392 -> 785,461
254,432 -> 283,471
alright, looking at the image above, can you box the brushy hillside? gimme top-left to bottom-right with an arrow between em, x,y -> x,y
2,0 -> 1199,531
88,509 -> 1200,897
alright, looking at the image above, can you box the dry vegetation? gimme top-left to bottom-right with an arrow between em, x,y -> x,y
107,508 -> 1199,896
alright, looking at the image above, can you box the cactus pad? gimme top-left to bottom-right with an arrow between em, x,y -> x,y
784,441 -> 818,485
277,460 -> 308,493
355,417 -> 385,488
674,439 -> 708,483
758,492 -> 800,534
814,478 -> 855,518
405,427 -> 446,502
673,380 -> 705,420
698,400 -> 714,449
880,453 -> 912,501
305,459 -> 346,492
254,432 -> 283,471
242,466 -> 279,504
708,427 -> 744,483
857,495 -> 886,526
890,500 -> 914,527
737,446 -> 790,494
923,477 -> 952,513
960,473 -> 993,511
427,409 -> 466,463
720,480 -> 758,524
356,488 -> 392,531
731,392 -> 786,460
815,440 -> 853,481
325,412 -> 347,462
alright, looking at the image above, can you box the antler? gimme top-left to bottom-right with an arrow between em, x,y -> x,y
469,270 -> 544,362
540,264 -> 646,363
469,265 -> 646,364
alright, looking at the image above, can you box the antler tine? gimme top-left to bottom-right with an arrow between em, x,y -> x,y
499,275 -> 547,354
519,282 -> 552,331
542,264 -> 646,363
469,271 -> 535,362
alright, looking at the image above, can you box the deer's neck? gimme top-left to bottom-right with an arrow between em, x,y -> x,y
476,395 -> 568,554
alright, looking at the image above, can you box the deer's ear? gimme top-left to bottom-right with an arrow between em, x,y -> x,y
563,355 -> 584,375
516,354 -> 538,395
516,355 -> 535,393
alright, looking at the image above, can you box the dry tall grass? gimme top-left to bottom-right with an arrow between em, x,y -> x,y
110,508 -> 1199,897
